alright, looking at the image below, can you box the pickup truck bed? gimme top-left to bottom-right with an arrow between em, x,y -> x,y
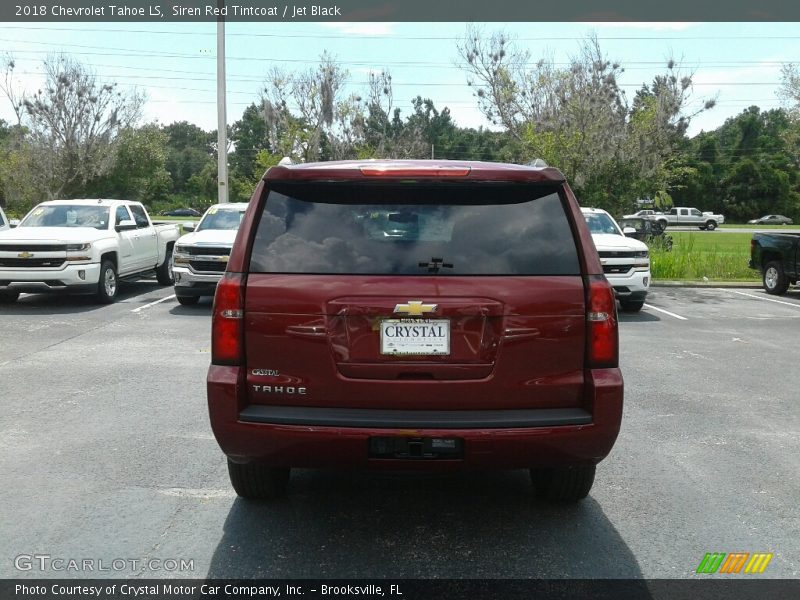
749,232 -> 800,295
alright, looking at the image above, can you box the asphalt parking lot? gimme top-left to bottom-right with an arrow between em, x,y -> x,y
1,283 -> 798,579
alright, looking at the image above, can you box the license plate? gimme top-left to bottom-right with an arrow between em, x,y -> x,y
380,319 -> 450,355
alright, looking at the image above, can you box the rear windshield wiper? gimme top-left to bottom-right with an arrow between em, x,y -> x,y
418,257 -> 454,274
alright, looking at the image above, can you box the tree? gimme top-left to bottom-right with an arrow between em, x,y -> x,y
456,29 -> 714,210
229,103 -> 270,183
87,124 -> 171,203
671,107 -> 800,220
0,119 -> 12,208
459,30 -> 631,189
259,52 -> 377,162
261,52 -> 354,162
779,63 -> 800,107
161,121 -> 215,196
186,161 -> 218,200
0,54 -> 144,204
778,63 -> 800,172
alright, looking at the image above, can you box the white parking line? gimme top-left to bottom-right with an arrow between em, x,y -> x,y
642,303 -> 688,321
731,290 -> 800,309
131,294 -> 176,313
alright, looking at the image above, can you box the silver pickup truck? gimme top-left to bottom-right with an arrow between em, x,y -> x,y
654,207 -> 725,230
0,199 -> 179,303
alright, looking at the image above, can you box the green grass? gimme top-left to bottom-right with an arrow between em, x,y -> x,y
651,232 -> 759,281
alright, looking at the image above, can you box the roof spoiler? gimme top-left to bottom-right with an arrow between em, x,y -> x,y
527,159 -> 549,168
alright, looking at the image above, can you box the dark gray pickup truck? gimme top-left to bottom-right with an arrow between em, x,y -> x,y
750,232 -> 800,295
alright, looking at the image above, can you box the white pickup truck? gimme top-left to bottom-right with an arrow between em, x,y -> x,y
0,199 -> 179,303
172,202 -> 249,305
654,207 -> 725,230
582,207 -> 650,312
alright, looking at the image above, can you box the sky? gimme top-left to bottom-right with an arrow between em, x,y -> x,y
0,21 -> 798,146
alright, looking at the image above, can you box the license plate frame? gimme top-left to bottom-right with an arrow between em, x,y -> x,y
369,436 -> 464,459
379,318 -> 450,356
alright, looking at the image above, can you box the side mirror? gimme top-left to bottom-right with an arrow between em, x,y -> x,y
115,219 -> 137,232
182,222 -> 196,233
622,227 -> 636,236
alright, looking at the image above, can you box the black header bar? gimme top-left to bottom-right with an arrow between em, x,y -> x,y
3,0 -> 800,22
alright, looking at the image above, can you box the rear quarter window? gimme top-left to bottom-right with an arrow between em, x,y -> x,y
248,183 -> 581,276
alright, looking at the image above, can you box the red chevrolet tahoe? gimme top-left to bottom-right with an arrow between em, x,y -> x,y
207,160 -> 623,502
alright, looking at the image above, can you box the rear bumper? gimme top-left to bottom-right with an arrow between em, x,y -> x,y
207,366 -> 624,470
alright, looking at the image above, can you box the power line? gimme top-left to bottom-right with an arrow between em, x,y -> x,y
8,70 -> 787,93
7,60 -> 791,85
5,50 -> 792,71
4,25 -> 800,42
1,39 -> 793,70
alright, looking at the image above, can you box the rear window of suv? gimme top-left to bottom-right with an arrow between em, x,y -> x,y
249,182 -> 580,276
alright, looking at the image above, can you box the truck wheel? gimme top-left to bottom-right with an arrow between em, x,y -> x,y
176,295 -> 199,306
620,299 -> 645,313
0,291 -> 20,303
156,247 -> 174,285
227,459 -> 290,500
96,260 -> 118,303
705,221 -> 717,231
531,464 -> 595,503
763,261 -> 790,295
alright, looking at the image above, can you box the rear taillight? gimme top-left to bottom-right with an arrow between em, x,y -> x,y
212,272 -> 245,365
586,275 -> 618,368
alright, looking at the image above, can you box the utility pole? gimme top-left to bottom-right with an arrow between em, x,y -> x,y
216,3 -> 229,203
431,144 -> 434,159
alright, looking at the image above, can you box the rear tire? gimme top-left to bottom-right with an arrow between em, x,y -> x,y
620,299 -> 645,313
96,260 -> 118,304
176,294 -> 199,306
156,247 -> 174,285
763,261 -> 790,295
531,464 -> 596,503
227,460 -> 290,500
0,291 -> 19,303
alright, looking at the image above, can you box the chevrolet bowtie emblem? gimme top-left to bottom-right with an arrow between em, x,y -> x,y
393,300 -> 438,316
17,251 -> 34,259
